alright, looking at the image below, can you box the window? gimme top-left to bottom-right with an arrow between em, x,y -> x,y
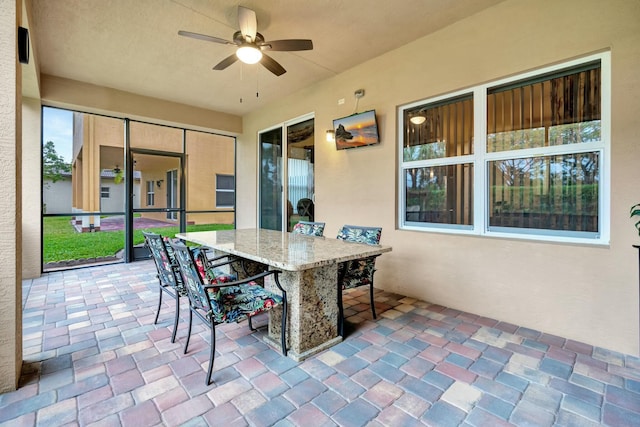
403,94 -> 474,229
100,187 -> 110,198
146,180 -> 155,206
399,53 -> 609,244
216,174 -> 235,208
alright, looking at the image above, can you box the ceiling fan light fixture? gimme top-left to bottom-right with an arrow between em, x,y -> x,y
236,44 -> 262,64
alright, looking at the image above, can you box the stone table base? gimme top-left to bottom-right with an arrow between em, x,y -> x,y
265,264 -> 341,361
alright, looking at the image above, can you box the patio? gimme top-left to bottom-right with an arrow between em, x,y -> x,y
2,260 -> 639,426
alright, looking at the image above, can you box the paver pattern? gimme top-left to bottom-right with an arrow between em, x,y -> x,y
2,260 -> 639,426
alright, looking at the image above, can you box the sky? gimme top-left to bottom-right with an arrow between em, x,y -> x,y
42,107 -> 73,163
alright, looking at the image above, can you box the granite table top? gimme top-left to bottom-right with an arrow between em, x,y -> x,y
176,228 -> 392,271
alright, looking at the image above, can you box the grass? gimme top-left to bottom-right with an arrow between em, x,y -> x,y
43,216 -> 234,263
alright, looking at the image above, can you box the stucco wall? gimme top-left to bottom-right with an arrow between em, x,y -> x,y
22,97 -> 42,279
41,75 -> 243,136
0,0 -> 22,393
238,0 -> 640,355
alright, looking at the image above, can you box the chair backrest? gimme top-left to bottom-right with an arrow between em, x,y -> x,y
169,240 -> 213,315
292,221 -> 326,237
336,225 -> 382,245
336,225 -> 382,290
297,198 -> 314,218
143,231 -> 181,290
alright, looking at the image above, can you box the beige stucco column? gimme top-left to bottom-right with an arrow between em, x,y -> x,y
79,115 -> 101,231
22,97 -> 42,279
0,0 -> 23,393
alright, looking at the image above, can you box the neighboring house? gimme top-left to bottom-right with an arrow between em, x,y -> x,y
99,169 -> 141,213
43,170 -> 141,216
42,173 -> 72,215
69,113 -> 235,230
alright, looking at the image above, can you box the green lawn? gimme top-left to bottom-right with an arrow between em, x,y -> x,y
43,216 -> 233,263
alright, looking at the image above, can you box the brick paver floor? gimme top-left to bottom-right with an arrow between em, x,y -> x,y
2,260 -> 639,426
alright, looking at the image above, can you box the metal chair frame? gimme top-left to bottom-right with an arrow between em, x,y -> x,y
336,225 -> 382,337
170,240 -> 288,385
143,231 -> 185,343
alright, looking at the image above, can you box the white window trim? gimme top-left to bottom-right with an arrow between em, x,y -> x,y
146,180 -> 155,206
397,52 -> 610,245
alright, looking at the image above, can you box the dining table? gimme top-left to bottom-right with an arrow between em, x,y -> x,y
176,228 -> 392,361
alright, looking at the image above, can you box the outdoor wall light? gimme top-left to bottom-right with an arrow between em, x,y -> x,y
156,180 -> 164,188
326,130 -> 335,142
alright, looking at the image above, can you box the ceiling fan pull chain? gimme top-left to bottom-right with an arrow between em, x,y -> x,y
240,63 -> 244,103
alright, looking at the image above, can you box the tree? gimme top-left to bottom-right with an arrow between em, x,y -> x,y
43,140 -> 71,184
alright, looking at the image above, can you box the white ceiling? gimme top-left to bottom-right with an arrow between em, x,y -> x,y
30,0 -> 504,116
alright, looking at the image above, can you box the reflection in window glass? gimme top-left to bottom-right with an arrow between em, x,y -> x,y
489,153 -> 599,233
487,64 -> 601,153
403,95 -> 473,162
405,164 -> 473,226
259,128 -> 283,230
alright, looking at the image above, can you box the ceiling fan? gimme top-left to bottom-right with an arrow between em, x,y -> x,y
178,6 -> 313,76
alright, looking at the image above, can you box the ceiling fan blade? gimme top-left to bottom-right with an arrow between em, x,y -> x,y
264,39 -> 313,51
260,53 -> 286,76
178,30 -> 233,45
213,54 -> 239,71
238,6 -> 257,42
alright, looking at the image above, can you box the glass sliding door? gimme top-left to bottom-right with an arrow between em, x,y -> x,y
259,115 -> 314,231
286,117 -> 315,231
259,127 -> 283,230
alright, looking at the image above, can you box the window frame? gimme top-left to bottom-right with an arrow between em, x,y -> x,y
216,174 -> 235,208
100,186 -> 110,198
398,52 -> 610,245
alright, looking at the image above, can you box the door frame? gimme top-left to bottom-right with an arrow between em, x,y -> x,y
257,112 -> 314,231
127,148 -> 186,261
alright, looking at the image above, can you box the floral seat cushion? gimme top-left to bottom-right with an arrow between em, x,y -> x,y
336,225 -> 381,245
338,257 -> 377,290
207,282 -> 283,324
292,221 -> 325,236
164,237 -> 236,286
336,225 -> 382,290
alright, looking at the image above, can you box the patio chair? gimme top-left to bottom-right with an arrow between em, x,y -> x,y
296,198 -> 314,220
169,240 -> 288,385
143,231 -> 187,343
143,231 -> 235,343
336,225 -> 382,336
291,220 -> 326,236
